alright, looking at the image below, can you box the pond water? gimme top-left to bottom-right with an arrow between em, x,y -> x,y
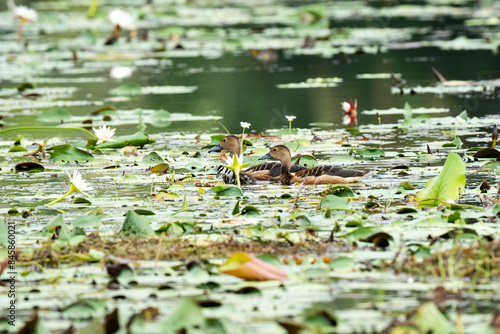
1,1 -> 500,333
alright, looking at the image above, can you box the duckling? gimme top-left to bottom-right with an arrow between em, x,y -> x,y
208,135 -> 307,184
259,145 -> 365,185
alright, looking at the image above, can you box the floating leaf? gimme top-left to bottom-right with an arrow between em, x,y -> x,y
359,232 -> 394,248
240,205 -> 260,216
0,219 -> 7,246
15,162 -> 45,172
355,148 -> 385,158
109,82 -> 142,96
411,302 -> 455,334
150,109 -> 172,128
320,195 -> 350,210
151,163 -> 170,174
473,148 -> 500,159
47,144 -> 94,162
141,152 -> 164,165
38,108 -> 72,122
73,215 -> 101,229
160,299 -> 204,332
120,210 -> 155,237
417,152 -> 466,207
219,252 -> 287,281
212,185 -> 243,197
91,105 -> 117,116
96,132 -> 156,149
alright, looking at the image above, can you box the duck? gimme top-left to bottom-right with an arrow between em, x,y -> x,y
208,135 -> 308,185
259,145 -> 365,185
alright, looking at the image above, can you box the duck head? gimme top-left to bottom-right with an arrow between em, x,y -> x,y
208,135 -> 241,155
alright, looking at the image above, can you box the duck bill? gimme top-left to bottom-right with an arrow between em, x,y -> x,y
258,152 -> 273,160
208,143 -> 223,153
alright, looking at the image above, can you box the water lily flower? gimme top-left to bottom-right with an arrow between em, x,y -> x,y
285,115 -> 296,142
341,98 -> 358,127
93,125 -> 116,145
456,116 -> 465,124
110,66 -> 134,80
285,115 -> 296,121
8,0 -> 37,42
240,122 -> 251,129
222,153 -> 251,189
48,169 -> 93,205
108,8 -> 133,38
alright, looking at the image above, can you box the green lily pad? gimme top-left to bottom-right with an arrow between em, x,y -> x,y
47,144 -> 94,162
96,132 -> 156,149
212,185 -> 243,197
120,210 -> 155,237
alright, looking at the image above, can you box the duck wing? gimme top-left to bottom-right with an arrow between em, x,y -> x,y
296,165 -> 365,178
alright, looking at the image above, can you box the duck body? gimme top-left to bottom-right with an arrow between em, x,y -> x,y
208,135 -> 307,185
259,145 -> 365,185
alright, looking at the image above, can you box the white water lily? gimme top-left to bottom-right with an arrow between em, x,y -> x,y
9,0 -> 37,42
13,5 -> 37,21
285,115 -> 296,121
240,122 -> 251,128
48,169 -> 93,205
109,8 -> 133,29
93,125 -> 116,145
456,116 -> 465,124
222,153 -> 251,189
110,66 -> 134,80
68,169 -> 93,193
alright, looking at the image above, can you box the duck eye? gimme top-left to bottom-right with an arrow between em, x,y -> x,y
222,139 -> 226,142
272,148 -> 276,151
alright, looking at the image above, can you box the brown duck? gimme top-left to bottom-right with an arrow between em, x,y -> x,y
208,135 -> 307,185
259,145 -> 366,185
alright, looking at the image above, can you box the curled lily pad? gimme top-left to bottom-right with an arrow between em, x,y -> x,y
219,252 -> 287,281
15,162 -> 44,172
473,148 -> 500,159
151,163 -> 170,174
359,232 -> 394,248
96,132 -> 156,149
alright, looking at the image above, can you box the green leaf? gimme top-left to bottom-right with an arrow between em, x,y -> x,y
120,210 -> 155,237
47,144 -> 94,162
96,132 -> 156,149
320,195 -> 350,210
109,82 -> 142,96
292,154 -> 318,167
73,215 -> 101,229
404,102 -> 413,120
355,148 -> 385,158
150,109 -> 172,128
37,215 -> 70,241
457,110 -> 468,122
240,205 -> 260,216
161,299 -> 204,331
38,108 -> 72,122
411,302 -> 455,334
8,146 -> 27,152
212,185 -> 243,197
0,219 -> 7,246
417,152 -> 466,207
141,152 -> 164,165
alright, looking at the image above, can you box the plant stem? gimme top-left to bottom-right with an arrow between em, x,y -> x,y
216,120 -> 230,134
235,169 -> 241,189
240,128 -> 246,154
48,189 -> 73,205
288,120 -> 292,142
0,126 -> 98,140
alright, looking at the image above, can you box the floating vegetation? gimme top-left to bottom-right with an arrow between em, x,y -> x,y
1,0 -> 500,332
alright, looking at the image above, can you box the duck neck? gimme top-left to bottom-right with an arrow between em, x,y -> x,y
280,159 -> 293,185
